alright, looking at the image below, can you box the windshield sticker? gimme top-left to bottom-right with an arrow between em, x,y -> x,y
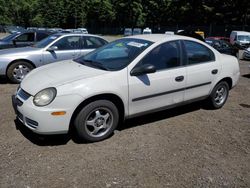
127,41 -> 148,48
115,42 -> 124,47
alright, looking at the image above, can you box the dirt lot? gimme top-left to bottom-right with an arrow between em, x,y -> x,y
0,52 -> 250,187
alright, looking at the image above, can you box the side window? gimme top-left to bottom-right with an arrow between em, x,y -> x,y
52,36 -> 81,50
15,33 -> 35,42
36,33 -> 49,41
139,41 -> 181,71
184,40 -> 215,65
84,37 -> 106,49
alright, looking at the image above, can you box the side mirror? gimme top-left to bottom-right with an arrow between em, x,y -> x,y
130,64 -> 156,76
47,46 -> 58,51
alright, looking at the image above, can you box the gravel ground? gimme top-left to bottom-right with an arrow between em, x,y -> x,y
0,41 -> 250,187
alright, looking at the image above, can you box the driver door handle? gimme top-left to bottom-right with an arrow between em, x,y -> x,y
212,69 -> 218,74
175,76 -> 184,82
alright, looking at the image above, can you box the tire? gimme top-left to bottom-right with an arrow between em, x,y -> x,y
7,61 -> 34,83
74,100 -> 119,142
207,81 -> 229,109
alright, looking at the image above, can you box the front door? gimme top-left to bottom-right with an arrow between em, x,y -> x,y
128,40 -> 186,116
42,35 -> 82,65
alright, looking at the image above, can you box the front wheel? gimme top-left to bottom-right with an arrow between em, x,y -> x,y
74,100 -> 119,142
7,61 -> 34,83
207,81 -> 229,109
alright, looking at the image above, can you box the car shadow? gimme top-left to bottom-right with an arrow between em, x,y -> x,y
15,101 -> 206,146
119,101 -> 204,131
0,77 -> 9,84
242,74 -> 250,79
14,119 -> 71,146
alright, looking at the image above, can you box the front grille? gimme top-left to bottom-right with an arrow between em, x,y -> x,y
25,117 -> 38,129
17,89 -> 31,101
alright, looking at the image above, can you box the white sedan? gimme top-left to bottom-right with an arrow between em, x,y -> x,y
12,34 -> 240,142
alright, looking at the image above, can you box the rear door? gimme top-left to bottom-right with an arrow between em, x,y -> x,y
43,35 -> 82,64
182,40 -> 221,101
81,36 -> 108,56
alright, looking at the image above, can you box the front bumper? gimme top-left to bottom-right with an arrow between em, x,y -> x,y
12,90 -> 83,135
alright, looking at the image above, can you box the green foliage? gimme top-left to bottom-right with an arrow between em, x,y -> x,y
0,0 -> 249,28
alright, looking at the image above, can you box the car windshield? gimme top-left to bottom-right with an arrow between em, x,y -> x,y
1,33 -> 19,41
75,38 -> 153,71
33,35 -> 61,48
238,35 -> 250,41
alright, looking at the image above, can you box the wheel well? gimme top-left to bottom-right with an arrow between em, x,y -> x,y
218,77 -> 233,89
6,59 -> 36,74
69,94 -> 125,129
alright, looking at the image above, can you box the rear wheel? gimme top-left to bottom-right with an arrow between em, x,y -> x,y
74,100 -> 119,142
207,81 -> 229,109
7,61 -> 34,83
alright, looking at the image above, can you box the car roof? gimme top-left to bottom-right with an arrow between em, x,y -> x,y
52,33 -> 105,39
125,34 -> 199,43
50,33 -> 107,41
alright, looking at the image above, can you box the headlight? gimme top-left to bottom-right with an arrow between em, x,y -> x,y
33,87 -> 57,107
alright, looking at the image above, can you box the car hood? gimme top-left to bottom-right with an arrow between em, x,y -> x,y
0,46 -> 40,56
21,60 -> 108,95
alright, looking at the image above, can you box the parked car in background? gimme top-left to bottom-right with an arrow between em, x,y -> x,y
195,31 -> 205,39
165,31 -> 175,35
27,27 -> 38,31
124,28 -> 132,36
243,47 -> 250,60
133,28 -> 142,35
4,25 -> 26,34
143,27 -> 152,34
205,38 -> 238,56
0,31 -> 52,50
77,28 -> 88,34
230,31 -> 250,49
0,33 -> 108,83
12,34 -> 240,142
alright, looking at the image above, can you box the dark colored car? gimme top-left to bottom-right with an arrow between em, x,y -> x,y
0,31 -> 53,49
205,38 -> 238,56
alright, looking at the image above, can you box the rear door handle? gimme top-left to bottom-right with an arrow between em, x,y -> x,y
212,69 -> 218,74
175,76 -> 184,82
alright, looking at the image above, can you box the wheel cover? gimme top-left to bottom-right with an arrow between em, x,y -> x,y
84,107 -> 113,138
12,64 -> 31,81
214,85 -> 228,106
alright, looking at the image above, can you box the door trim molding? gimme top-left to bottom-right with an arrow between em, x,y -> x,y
132,82 -> 211,102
